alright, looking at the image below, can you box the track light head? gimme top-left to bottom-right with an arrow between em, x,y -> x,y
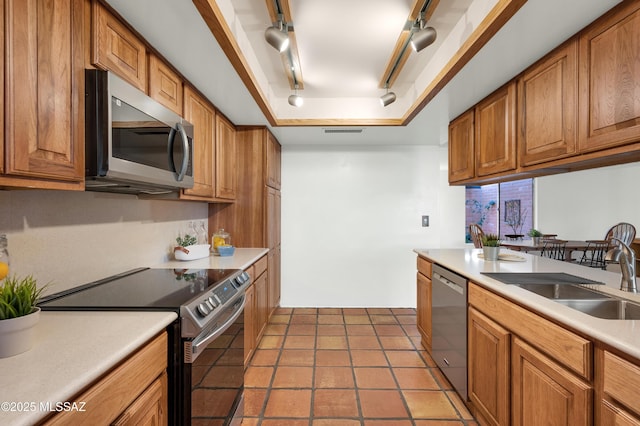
411,26 -> 437,52
265,24 -> 290,52
380,91 -> 396,107
288,94 -> 303,107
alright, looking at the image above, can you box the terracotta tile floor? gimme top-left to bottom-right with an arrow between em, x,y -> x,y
242,308 -> 477,425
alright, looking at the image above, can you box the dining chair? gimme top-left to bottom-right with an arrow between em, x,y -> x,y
469,224 -> 484,248
605,222 -> 636,247
578,240 -> 610,269
540,239 -> 568,261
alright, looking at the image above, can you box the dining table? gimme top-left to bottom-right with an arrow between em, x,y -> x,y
500,239 -> 592,262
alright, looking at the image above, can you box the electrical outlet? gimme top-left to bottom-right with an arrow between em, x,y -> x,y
422,215 -> 429,227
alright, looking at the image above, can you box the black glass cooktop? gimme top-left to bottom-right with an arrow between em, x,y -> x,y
40,268 -> 240,311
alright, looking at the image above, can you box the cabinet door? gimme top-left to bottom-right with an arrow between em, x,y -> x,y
111,372 -> 168,426
600,400 -> 640,426
244,283 -> 256,365
475,82 -> 517,176
265,131 -> 281,189
215,113 -> 237,200
254,271 -> 269,340
468,307 -> 510,426
267,248 -> 280,318
578,1 -> 640,152
4,0 -> 84,182
416,272 -> 432,351
512,337 -> 592,426
92,1 -> 147,92
148,54 -> 183,116
448,109 -> 475,183
182,85 -> 215,199
266,187 -> 280,249
519,40 -> 578,166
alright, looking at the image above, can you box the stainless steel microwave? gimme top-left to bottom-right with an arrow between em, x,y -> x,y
85,69 -> 194,195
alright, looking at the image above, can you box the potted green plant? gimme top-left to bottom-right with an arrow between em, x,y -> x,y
528,228 -> 543,245
482,234 -> 501,261
0,275 -> 45,358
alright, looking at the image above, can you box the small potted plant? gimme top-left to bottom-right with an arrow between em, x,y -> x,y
528,228 -> 543,245
0,275 -> 45,358
482,234 -> 501,261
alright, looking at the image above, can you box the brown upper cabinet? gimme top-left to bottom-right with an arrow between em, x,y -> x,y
266,131 -> 281,189
182,85 -> 215,200
518,39 -> 578,166
475,82 -> 517,177
578,1 -> 640,153
148,54 -> 183,116
449,1 -> 640,185
448,110 -> 475,183
215,113 -> 237,200
92,1 -> 147,92
1,0 -> 84,190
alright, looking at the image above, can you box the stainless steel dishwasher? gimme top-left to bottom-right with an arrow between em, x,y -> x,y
431,264 -> 468,401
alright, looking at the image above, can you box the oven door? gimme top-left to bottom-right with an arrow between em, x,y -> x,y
183,296 -> 245,426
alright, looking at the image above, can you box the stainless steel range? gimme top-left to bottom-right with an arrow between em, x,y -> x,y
40,267 -> 251,425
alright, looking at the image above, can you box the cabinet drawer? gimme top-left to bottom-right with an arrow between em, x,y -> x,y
603,351 -> 640,415
254,255 -> 268,278
469,282 -> 592,379
416,256 -> 432,278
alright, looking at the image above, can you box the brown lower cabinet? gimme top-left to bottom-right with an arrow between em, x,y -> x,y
42,332 -> 168,425
462,279 -> 640,426
416,256 -> 432,351
468,282 -> 593,426
244,255 -> 269,364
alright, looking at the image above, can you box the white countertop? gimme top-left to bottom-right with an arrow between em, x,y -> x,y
152,247 -> 269,271
0,311 -> 177,426
415,248 -> 640,360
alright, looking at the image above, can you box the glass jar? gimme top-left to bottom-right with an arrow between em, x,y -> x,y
212,229 -> 231,254
0,234 -> 9,280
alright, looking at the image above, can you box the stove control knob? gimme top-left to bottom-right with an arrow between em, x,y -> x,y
197,303 -> 210,317
213,294 -> 222,305
205,299 -> 215,311
208,296 -> 219,308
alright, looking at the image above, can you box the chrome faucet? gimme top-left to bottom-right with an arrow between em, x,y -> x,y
607,237 -> 637,293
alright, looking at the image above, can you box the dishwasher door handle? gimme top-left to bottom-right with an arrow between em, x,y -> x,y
433,272 -> 464,295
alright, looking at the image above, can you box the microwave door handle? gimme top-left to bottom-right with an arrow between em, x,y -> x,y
175,122 -> 189,182
167,123 -> 189,181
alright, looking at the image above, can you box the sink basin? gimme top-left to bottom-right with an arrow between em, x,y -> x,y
517,284 -> 611,300
555,299 -> 640,320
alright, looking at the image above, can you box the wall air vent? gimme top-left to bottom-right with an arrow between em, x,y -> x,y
323,128 -> 364,134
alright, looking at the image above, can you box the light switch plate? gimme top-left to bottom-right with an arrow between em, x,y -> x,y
422,215 -> 429,227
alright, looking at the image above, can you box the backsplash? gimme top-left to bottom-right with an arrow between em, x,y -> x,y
0,190 -> 208,296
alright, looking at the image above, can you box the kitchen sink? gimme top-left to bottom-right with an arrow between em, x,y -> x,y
554,299 -> 640,320
516,284 -> 611,300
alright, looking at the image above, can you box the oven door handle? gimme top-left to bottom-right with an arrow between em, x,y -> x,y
190,296 -> 245,361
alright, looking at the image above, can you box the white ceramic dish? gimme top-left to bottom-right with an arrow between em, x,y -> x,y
174,244 -> 211,261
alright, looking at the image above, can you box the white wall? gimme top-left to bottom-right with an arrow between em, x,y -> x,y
0,190 -> 208,296
280,144 -> 465,308
536,162 -> 640,240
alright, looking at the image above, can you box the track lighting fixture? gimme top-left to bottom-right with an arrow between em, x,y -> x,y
265,19 -> 290,52
410,18 -> 437,52
288,85 -> 303,107
380,86 -> 396,107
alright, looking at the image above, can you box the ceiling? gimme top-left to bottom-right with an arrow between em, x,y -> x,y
105,0 -> 621,146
